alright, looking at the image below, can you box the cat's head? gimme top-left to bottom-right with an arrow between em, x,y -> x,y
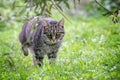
41,18 -> 65,44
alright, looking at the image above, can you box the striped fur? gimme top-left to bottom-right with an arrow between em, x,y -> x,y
19,17 -> 65,66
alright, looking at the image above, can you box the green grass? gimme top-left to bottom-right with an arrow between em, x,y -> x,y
0,15 -> 120,80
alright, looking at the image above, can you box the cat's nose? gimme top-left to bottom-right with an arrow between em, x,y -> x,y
52,35 -> 56,41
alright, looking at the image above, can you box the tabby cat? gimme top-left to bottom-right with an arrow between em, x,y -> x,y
19,16 -> 65,66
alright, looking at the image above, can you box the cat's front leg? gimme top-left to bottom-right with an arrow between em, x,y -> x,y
47,52 -> 58,64
33,49 -> 44,67
22,44 -> 28,56
33,55 -> 44,67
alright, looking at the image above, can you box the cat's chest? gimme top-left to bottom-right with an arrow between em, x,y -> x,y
39,42 -> 60,54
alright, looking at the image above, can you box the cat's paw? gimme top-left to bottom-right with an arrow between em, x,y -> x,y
24,52 -> 28,56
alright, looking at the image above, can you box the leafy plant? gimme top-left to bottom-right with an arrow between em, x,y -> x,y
94,0 -> 120,23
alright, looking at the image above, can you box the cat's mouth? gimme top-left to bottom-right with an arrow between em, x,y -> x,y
50,40 -> 58,44
49,38 -> 58,44
46,34 -> 59,42
50,35 -> 57,42
44,38 -> 58,46
43,35 -> 58,45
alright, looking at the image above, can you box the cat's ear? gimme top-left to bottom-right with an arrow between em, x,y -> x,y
58,18 -> 64,26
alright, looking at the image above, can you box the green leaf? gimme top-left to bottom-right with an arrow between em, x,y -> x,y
64,1 -> 70,9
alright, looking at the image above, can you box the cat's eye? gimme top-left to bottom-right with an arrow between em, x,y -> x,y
47,34 -> 51,37
58,32 -> 64,34
57,33 -> 60,35
56,33 -> 61,38
44,33 -> 50,39
44,32 -> 47,34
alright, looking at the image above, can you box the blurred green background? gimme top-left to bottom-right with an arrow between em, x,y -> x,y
0,0 -> 120,80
